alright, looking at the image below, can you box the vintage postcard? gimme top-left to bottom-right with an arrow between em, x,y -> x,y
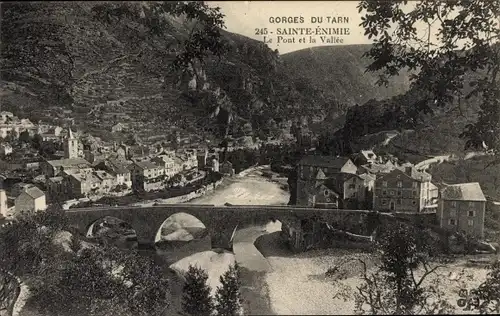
0,1 -> 499,315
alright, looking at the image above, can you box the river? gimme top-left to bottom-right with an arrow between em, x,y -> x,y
185,165 -> 289,315
140,165 -> 289,315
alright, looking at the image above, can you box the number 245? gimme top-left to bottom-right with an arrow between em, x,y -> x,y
255,28 -> 268,35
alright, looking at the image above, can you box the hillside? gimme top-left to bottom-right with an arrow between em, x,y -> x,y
0,2 -> 412,145
282,45 -> 412,108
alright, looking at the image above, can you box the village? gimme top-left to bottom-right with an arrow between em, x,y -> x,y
0,108 -> 496,257
291,149 -> 498,253
0,110 -> 240,220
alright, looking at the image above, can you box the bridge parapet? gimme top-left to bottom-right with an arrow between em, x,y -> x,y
65,204 -> 377,249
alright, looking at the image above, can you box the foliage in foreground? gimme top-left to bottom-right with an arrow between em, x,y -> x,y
215,263 -> 244,316
0,210 -> 171,316
181,265 -> 214,316
358,0 -> 500,154
181,263 -> 244,316
353,224 -> 454,315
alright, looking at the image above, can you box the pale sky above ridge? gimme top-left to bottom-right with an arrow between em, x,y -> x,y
206,1 -> 450,54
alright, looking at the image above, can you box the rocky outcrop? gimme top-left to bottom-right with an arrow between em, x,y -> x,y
0,2 -> 411,142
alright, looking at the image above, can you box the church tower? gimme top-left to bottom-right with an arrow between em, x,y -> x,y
63,128 -> 79,159
0,189 -> 8,218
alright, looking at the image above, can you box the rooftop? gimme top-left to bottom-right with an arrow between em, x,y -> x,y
298,155 -> 352,169
359,173 -> 376,181
402,166 -> 432,182
47,158 -> 90,168
106,159 -> 131,174
22,186 -> 45,199
441,182 -> 486,202
48,176 -> 64,183
360,150 -> 377,160
94,170 -> 114,180
133,160 -> 159,170
361,164 -> 395,174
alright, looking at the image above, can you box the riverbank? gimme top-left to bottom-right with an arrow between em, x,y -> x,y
184,166 -> 289,315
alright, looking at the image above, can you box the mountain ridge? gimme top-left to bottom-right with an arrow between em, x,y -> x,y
0,2 -> 412,145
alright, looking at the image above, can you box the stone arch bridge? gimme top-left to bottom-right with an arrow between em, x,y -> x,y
66,204 -> 401,250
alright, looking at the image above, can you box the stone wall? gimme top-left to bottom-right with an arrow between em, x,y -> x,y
155,179 -> 223,204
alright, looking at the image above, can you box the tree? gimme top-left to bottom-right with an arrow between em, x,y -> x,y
457,261 -> 500,314
358,0 -> 500,153
39,141 -> 57,157
353,223 -> 454,314
32,133 -> 43,149
18,130 -> 31,143
0,270 -> 21,316
181,265 -> 214,316
214,263 -> 243,316
0,210 -> 171,316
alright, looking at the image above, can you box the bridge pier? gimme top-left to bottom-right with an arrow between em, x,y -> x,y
136,237 -> 156,251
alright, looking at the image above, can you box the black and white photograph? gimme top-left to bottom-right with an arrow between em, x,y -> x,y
0,1 -> 499,315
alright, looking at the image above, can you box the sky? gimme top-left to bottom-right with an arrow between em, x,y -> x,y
206,1 -> 450,54
207,1 -> 372,54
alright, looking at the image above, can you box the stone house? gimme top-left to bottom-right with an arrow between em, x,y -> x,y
46,176 -> 67,201
0,111 -> 14,123
40,157 -> 91,177
94,159 -> 132,189
94,170 -> 116,193
0,143 -> 13,156
296,156 -> 357,206
151,154 -> 177,178
373,167 -> 438,213
360,160 -> 397,175
39,126 -> 64,142
11,183 -> 36,197
437,182 -> 486,239
220,161 -> 235,176
63,169 -> 102,198
311,172 -> 370,209
208,156 -> 220,173
0,189 -> 8,218
307,179 -> 340,209
128,160 -> 165,192
352,150 -> 378,166
197,149 -> 208,169
111,123 -> 127,133
14,186 -> 46,216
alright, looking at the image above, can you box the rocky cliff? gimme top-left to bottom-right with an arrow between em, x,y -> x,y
0,2 -> 411,144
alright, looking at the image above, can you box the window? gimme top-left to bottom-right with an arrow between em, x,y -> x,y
412,200 -> 417,205
451,201 -> 457,207
382,199 -> 387,205
412,190 -> 417,197
468,210 -> 475,217
349,184 -> 355,189
390,191 -> 395,195
397,181 -> 402,188
449,219 -> 456,226
412,182 -> 418,188
382,181 -> 388,187
468,219 -> 474,227
353,192 -> 357,197
397,199 -> 402,205
324,190 -> 329,197
383,190 -> 387,196
397,191 -> 402,196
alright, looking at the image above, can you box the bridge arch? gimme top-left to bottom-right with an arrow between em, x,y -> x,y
85,216 -> 138,248
154,212 -> 208,244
